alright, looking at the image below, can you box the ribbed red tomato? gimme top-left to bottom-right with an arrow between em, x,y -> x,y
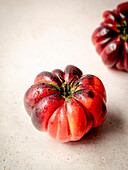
92,2 -> 128,71
24,65 -> 107,142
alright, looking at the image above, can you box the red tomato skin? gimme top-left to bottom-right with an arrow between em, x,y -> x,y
24,83 -> 59,116
76,74 -> 106,101
31,94 -> 64,132
48,103 -> 71,142
92,2 -> 128,71
73,89 -> 107,127
48,98 -> 92,142
52,69 -> 65,82
64,65 -> 83,83
34,71 -> 62,86
24,65 -> 107,142
116,2 -> 128,17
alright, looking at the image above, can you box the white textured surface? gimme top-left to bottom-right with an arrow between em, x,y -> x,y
0,0 -> 128,170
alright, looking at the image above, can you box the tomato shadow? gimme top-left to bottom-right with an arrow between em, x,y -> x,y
108,66 -> 128,75
67,109 -> 124,146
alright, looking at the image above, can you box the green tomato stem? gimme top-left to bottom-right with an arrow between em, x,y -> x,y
116,20 -> 128,42
49,76 -> 79,101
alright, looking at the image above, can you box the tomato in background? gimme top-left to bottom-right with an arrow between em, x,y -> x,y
92,2 -> 128,71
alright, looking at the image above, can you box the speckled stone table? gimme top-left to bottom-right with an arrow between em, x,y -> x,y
0,0 -> 128,169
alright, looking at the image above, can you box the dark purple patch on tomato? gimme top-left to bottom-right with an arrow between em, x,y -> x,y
102,103 -> 106,112
86,90 -> 94,98
85,75 -> 94,85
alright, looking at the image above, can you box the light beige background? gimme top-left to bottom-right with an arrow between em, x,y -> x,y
0,0 -> 128,170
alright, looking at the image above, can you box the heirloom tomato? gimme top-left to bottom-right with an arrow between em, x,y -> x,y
24,65 -> 107,142
92,2 -> 128,71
